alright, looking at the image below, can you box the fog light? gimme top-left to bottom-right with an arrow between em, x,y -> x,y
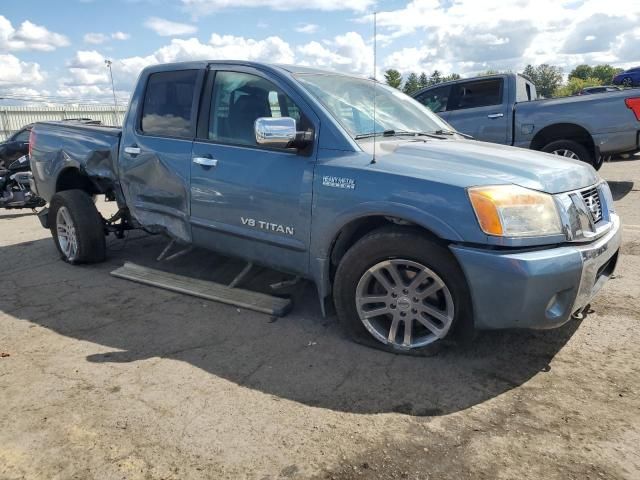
545,289 -> 573,320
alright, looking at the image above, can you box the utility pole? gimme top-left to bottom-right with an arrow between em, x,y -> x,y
105,59 -> 118,124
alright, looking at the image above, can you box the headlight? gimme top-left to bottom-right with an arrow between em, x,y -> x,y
468,185 -> 562,237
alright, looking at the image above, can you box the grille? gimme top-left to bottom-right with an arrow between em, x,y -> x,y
580,186 -> 603,223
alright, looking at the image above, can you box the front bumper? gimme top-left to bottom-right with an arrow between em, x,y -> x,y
450,214 -> 621,330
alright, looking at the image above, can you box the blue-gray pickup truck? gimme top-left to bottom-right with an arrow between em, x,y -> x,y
412,73 -> 640,169
29,61 -> 621,354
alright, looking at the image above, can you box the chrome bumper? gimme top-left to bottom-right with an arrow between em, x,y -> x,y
571,213 -> 621,313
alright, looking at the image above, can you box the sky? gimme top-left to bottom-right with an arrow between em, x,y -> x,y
0,0 -> 639,105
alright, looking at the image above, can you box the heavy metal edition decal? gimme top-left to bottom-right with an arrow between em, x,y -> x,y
322,176 -> 355,190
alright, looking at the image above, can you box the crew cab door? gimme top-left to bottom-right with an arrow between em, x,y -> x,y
445,78 -> 509,144
119,67 -> 204,242
189,66 -> 318,275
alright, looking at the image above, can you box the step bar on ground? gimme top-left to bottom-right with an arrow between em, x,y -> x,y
111,262 -> 291,317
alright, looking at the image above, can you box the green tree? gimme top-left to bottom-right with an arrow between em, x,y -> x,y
569,64 -> 593,81
521,64 -> 563,98
592,64 -> 623,84
428,70 -> 443,86
522,64 -> 536,81
555,77 -> 601,97
403,72 -> 421,95
443,73 -> 461,82
418,72 -> 429,88
384,69 -> 403,89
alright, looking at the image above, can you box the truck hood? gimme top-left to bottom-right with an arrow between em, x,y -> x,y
362,138 -> 599,194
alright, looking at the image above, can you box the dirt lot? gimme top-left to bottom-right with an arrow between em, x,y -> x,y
1,159 -> 639,480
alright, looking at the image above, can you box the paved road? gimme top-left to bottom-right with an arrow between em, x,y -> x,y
1,159 -> 639,479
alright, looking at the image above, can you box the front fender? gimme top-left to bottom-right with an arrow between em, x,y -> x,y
308,200 -> 476,308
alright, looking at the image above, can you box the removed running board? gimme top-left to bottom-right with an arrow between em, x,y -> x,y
111,262 -> 291,317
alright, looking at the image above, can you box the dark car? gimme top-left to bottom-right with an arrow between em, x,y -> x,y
0,125 -> 31,169
613,67 -> 640,87
578,86 -> 622,95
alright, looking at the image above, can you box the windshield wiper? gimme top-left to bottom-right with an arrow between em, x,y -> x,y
354,129 -> 397,139
433,129 -> 473,139
355,129 -> 445,140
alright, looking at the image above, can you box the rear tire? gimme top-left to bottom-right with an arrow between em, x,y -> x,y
542,140 -> 596,168
49,189 -> 106,264
333,227 -> 473,355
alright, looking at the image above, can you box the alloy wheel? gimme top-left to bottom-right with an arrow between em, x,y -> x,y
355,259 -> 454,349
551,149 -> 580,160
56,206 -> 79,261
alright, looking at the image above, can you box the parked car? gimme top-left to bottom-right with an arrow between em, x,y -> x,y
578,86 -> 622,95
0,125 -> 32,169
412,73 -> 640,169
613,67 -> 640,87
29,61 -> 622,354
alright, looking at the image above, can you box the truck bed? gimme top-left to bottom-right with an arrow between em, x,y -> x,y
513,89 -> 639,155
31,121 -> 122,203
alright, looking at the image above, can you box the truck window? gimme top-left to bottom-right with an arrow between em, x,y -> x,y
10,129 -> 30,143
414,85 -> 451,113
448,78 -> 503,111
208,71 -> 303,148
141,70 -> 198,138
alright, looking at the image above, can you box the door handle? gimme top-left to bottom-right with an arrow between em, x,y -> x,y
193,157 -> 218,167
487,113 -> 504,119
124,146 -> 141,155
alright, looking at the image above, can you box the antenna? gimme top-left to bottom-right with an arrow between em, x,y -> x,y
372,11 -> 377,165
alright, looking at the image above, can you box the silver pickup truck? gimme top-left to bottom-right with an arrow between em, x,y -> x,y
413,73 -> 640,169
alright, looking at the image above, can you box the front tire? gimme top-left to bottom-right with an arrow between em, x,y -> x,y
49,189 -> 106,264
333,227 -> 472,355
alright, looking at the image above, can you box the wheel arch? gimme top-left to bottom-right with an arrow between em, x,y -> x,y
530,123 -> 595,157
55,167 -> 100,195
328,215 -> 448,275
313,206 -> 464,314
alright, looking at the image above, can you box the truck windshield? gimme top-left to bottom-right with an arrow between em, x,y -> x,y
295,73 -> 450,140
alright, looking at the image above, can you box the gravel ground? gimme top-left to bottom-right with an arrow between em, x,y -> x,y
1,159 -> 639,480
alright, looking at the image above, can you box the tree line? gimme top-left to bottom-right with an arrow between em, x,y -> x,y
385,64 -> 626,98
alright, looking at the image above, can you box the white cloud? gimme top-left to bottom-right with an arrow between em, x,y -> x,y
0,54 -> 45,86
295,23 -> 319,34
66,50 -> 109,85
298,32 -> 372,75
0,15 -> 69,51
369,0 -> 640,77
181,0 -> 374,15
56,33 -> 298,100
144,17 -> 197,36
84,31 -> 130,44
112,31 -> 130,41
84,32 -> 108,44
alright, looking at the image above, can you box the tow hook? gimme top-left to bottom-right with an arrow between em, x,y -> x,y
572,303 -> 592,320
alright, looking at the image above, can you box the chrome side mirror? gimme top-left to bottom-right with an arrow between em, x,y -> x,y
255,117 -> 297,148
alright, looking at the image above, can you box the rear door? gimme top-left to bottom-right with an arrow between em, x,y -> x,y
445,78 -> 509,144
189,66 -> 318,275
118,68 -> 203,242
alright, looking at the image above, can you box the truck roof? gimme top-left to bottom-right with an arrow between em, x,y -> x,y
140,60 -> 357,78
